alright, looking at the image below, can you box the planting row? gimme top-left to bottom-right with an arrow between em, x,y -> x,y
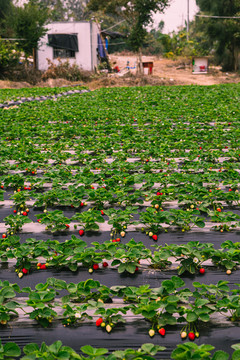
1,276 -> 240,337
2,205 -> 240,235
1,340 -> 240,360
0,86 -> 86,104
0,236 -> 239,276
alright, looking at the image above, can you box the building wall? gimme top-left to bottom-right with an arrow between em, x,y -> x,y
37,22 -> 99,71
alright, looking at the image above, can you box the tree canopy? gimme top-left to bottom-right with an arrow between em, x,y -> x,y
196,0 -> 240,70
87,0 -> 170,52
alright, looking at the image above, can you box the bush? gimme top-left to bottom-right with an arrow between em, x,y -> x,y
0,40 -> 21,76
42,58 -> 92,82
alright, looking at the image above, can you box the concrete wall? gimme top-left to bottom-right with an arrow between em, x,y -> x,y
37,21 -> 99,71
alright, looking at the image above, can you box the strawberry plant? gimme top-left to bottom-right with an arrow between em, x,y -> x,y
88,300 -> 129,333
4,214 -> 32,235
0,280 -> 20,325
35,210 -> 70,232
0,340 -> 21,359
62,303 -> 92,326
209,210 -> 240,232
154,242 -> 215,275
10,190 -> 31,213
111,239 -> 151,274
105,206 -> 139,238
22,340 -> 81,360
72,209 -> 105,232
61,279 -> 112,304
23,283 -> 57,327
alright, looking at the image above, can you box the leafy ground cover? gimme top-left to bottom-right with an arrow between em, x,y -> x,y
0,83 -> 240,358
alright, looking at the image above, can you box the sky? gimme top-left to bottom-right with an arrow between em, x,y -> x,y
152,0 -> 199,34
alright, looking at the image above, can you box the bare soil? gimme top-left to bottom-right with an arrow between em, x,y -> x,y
0,54 -> 239,90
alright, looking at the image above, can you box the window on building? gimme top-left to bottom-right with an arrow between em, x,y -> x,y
53,48 -> 75,58
48,34 -> 78,59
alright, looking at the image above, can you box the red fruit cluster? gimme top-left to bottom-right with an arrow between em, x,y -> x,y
188,332 -> 195,341
96,318 -> 103,327
157,192 -> 163,196
158,328 -> 166,336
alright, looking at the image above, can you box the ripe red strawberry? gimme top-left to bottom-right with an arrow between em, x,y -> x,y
0,185 -> 3,189
102,262 -> 108,268
135,266 -> 139,272
199,147 -> 202,150
32,171 -> 35,174
71,204 -> 74,208
96,318 -> 103,327
229,189 -> 232,192
40,264 -> 46,270
79,229 -> 84,236
188,332 -> 195,341
2,234 -> 7,239
116,238 -> 121,242
22,211 -> 27,216
158,328 -> 166,336
13,210 -> 17,213
199,268 -> 205,274
152,235 -> 158,241
22,268 -> 28,274
100,210 -> 104,215
93,264 -> 99,270
65,224 -> 70,229
80,202 -> 84,207
24,186 -> 28,190
216,208 -> 221,212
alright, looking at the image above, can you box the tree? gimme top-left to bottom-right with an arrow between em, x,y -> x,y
87,0 -> 170,73
12,1 -> 48,67
196,0 -> 240,71
0,0 -> 14,37
34,0 -> 66,21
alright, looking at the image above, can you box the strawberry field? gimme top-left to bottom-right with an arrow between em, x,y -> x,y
0,83 -> 240,359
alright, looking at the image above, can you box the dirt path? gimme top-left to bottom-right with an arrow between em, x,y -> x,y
109,54 -> 240,86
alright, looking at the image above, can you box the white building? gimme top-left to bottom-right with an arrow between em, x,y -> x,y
37,21 -> 100,72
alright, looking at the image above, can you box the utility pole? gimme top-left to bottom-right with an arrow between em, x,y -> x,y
187,0 -> 189,41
